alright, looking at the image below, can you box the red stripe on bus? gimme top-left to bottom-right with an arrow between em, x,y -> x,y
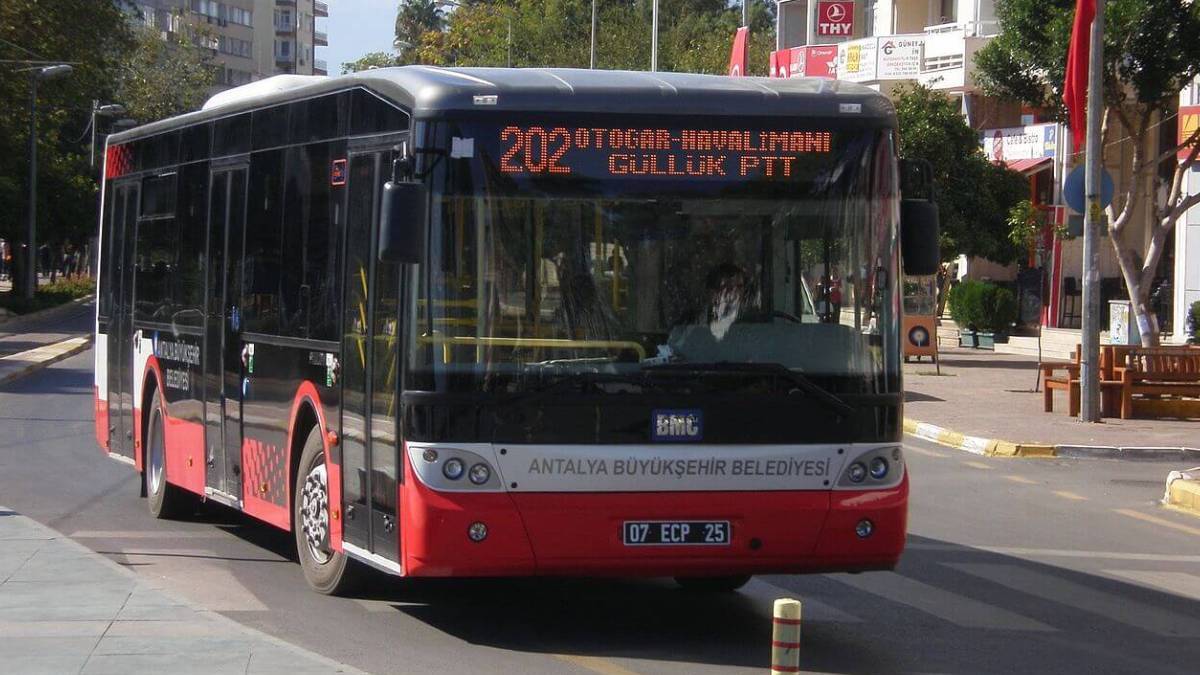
771,640 -> 801,648
770,666 -> 802,673
772,617 -> 802,625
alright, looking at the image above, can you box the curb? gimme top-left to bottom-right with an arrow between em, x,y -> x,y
0,335 -> 93,387
904,418 -> 1200,460
903,418 -> 1056,457
1163,470 -> 1200,519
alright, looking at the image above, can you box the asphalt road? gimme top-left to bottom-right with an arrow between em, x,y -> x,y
3,349 -> 1200,674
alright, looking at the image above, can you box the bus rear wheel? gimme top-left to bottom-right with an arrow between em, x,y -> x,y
145,389 -> 195,519
674,575 -> 752,592
294,425 -> 363,595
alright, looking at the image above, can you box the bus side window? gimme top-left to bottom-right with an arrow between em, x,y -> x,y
242,150 -> 285,334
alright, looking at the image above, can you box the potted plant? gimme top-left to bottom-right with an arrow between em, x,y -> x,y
947,280 -> 1017,349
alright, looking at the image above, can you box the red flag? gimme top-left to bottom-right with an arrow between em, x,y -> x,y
1063,0 -> 1096,152
728,27 -> 749,77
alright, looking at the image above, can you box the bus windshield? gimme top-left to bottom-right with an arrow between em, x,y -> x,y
407,117 -> 900,397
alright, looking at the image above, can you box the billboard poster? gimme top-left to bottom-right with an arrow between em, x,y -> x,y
875,36 -> 924,80
837,38 -> 877,83
979,123 -> 1059,162
728,27 -> 749,77
816,2 -> 855,37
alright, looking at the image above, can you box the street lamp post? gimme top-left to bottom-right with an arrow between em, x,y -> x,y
90,101 -> 127,168
24,64 -> 73,301
651,0 -> 659,72
590,0 -> 597,69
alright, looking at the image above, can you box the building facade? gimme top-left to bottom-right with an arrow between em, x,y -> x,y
131,0 -> 329,93
774,0 -> 1185,340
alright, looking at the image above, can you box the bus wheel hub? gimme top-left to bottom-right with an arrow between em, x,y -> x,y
301,464 -> 331,564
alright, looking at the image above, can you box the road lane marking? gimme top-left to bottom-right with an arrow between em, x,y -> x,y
1051,490 -> 1088,501
1104,570 -> 1200,603
1114,508 -> 1200,537
746,578 -> 863,623
904,445 -> 947,458
949,563 -> 1200,637
906,543 -> 1200,563
1004,475 -> 1037,485
829,571 -> 1053,631
964,461 -> 993,470
554,654 -> 643,675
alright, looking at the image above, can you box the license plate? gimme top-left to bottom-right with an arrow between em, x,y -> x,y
622,520 -> 730,546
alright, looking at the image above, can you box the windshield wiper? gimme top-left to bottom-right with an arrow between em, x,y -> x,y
642,361 -> 855,417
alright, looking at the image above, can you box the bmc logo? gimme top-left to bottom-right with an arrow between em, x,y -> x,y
817,1 -> 854,36
651,410 -> 703,442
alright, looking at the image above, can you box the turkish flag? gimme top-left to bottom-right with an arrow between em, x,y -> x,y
1063,0 -> 1096,152
728,27 -> 749,77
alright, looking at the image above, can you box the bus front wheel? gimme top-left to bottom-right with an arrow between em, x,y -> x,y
674,575 -> 752,592
294,425 -> 363,595
145,389 -> 195,519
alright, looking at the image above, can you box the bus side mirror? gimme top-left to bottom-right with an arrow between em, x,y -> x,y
900,199 -> 940,276
378,181 -> 427,264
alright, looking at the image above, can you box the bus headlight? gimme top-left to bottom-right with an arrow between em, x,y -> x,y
443,458 -> 465,480
869,457 -> 889,480
468,463 -> 491,485
847,462 -> 867,483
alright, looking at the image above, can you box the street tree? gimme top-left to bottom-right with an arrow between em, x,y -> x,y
116,19 -> 217,124
975,0 -> 1200,345
894,85 -> 1029,264
395,0 -> 445,64
414,0 -> 775,75
342,51 -> 399,74
0,0 -> 131,298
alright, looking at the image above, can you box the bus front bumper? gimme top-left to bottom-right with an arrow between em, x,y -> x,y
400,474 -> 908,578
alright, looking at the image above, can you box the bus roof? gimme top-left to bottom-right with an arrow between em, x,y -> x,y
109,67 -> 895,145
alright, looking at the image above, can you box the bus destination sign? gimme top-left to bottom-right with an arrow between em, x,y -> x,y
492,125 -> 834,180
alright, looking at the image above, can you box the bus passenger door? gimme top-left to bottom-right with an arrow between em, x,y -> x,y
203,166 -> 248,500
107,181 -> 139,461
340,147 -> 401,565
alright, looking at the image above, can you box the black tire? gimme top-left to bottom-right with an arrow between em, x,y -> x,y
674,575 -> 752,592
294,425 -> 363,595
145,389 -> 195,520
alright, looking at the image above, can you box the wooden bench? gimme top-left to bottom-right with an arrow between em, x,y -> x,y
1118,348 -> 1200,419
1042,345 -> 1125,417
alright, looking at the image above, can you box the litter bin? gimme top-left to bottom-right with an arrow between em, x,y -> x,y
1109,300 -> 1140,345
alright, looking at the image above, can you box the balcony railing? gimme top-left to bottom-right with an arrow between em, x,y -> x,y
314,29 -> 328,46
314,58 -> 328,74
315,1 -> 329,17
923,20 -> 1000,38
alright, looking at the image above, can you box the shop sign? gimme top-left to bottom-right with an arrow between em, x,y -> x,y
769,46 -> 837,79
1178,105 -> 1200,163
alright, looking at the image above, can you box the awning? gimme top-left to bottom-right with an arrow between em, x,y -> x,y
994,157 -> 1053,176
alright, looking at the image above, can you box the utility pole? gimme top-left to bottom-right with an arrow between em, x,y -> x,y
26,72 -> 39,300
651,0 -> 659,72
1080,0 -> 1105,422
590,0 -> 597,69
742,0 -> 747,27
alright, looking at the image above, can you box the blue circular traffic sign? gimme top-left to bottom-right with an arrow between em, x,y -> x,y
1063,165 -> 1114,215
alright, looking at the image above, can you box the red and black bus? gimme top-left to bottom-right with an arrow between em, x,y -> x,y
94,67 -> 938,594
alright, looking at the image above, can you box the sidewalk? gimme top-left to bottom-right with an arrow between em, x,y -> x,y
0,505 -> 362,674
904,347 -> 1200,454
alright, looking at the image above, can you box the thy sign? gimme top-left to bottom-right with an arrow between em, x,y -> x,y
817,1 -> 854,37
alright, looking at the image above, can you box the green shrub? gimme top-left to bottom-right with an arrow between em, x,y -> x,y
1191,300 -> 1200,342
946,279 -> 1016,333
0,276 -> 95,315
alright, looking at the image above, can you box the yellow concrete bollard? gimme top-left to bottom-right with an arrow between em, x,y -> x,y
771,597 -> 802,674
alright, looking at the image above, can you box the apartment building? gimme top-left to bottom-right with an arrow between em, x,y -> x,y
131,0 -> 329,92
